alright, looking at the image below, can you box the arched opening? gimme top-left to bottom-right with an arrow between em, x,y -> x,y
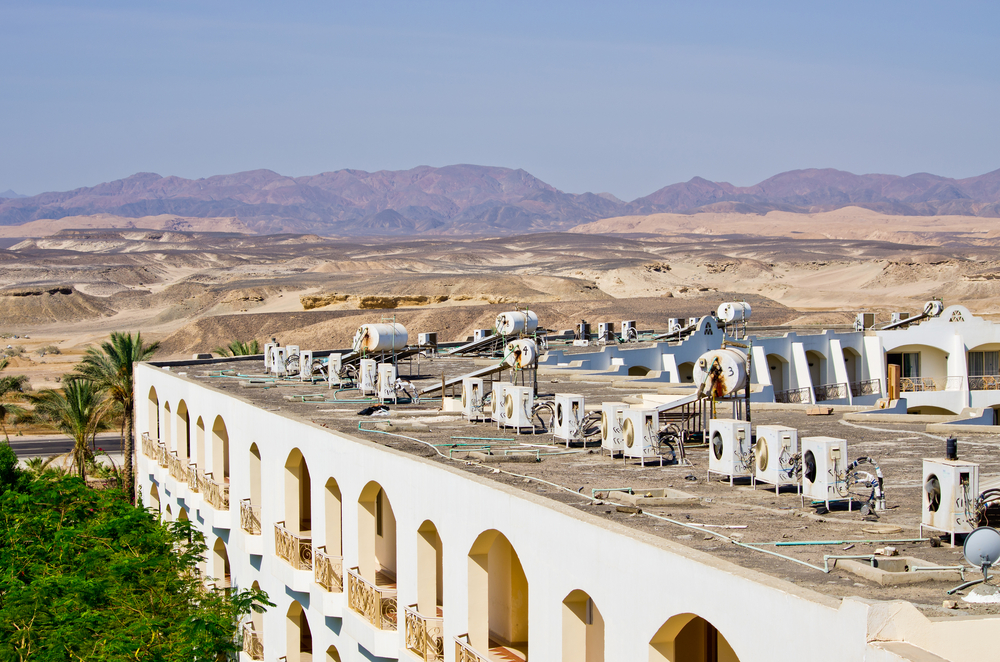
467,530 -> 528,659
325,645 -> 341,662
175,400 -> 190,465
211,416 -> 230,482
406,520 -> 444,660
805,350 -> 827,388
967,342 -> 1000,390
906,405 -> 959,416
887,344 -> 949,391
194,416 -> 206,475
164,504 -> 173,522
178,507 -> 189,521
242,443 -> 262,535
147,387 -> 159,440
244,580 -> 265,659
212,537 -> 231,589
628,365 -> 651,377
842,347 -> 861,386
285,601 -> 313,662
562,589 -> 604,662
766,353 -> 788,393
316,477 -> 343,591
163,402 -> 172,451
277,449 -> 312,570
350,481 -> 398,630
149,482 -> 161,514
678,362 -> 694,383
649,613 -> 740,662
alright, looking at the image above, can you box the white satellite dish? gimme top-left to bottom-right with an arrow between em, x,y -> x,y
964,526 -> 1000,577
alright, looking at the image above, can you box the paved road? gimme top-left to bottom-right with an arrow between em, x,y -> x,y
5,432 -> 123,458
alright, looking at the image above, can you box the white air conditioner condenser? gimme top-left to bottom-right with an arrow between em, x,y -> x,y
753,425 -> 798,490
600,402 -> 627,454
801,436 -> 849,507
708,419 -> 752,481
553,394 -> 585,443
921,458 -> 980,543
462,378 -> 485,422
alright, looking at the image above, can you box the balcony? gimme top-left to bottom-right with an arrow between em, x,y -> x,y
899,376 -> 964,392
454,633 -> 525,662
454,634 -> 488,662
141,432 -> 157,459
314,546 -> 343,592
156,442 -> 168,468
851,379 -> 881,397
274,521 -> 313,570
187,464 -> 200,492
203,473 -> 230,510
405,605 -> 444,662
242,622 -> 263,660
240,499 -> 261,535
774,387 -> 810,404
813,382 -> 848,402
969,375 -> 1000,390
167,452 -> 187,483
347,567 -> 397,631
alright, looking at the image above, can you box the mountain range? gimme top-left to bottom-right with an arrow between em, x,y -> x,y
2,165 -> 999,235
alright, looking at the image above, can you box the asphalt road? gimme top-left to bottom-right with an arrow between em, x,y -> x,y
5,432 -> 122,458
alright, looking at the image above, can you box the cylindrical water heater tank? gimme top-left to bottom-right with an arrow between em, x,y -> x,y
352,323 -> 408,353
495,310 -> 539,336
923,300 -> 944,317
716,302 -> 752,323
693,348 -> 748,398
502,339 -> 537,369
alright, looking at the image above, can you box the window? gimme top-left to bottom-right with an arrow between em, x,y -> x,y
968,351 -> 1000,376
887,352 -> 920,378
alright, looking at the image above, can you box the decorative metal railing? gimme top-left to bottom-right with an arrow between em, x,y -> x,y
202,473 -> 229,510
405,605 -> 444,661
774,387 -> 811,404
240,499 -> 261,535
814,382 -> 848,402
454,634 -> 488,662
167,452 -> 187,482
141,432 -> 157,459
347,567 -> 397,631
274,522 -> 313,570
187,464 -> 200,492
850,379 -> 881,397
242,622 -> 263,660
314,546 -> 343,592
899,376 -> 965,392
969,375 -> 1000,390
156,442 -> 168,468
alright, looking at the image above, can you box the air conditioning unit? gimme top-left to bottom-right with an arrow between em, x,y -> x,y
263,343 -> 275,371
600,402 -> 627,455
921,458 -> 980,545
327,353 -> 343,388
377,363 -> 397,403
707,419 -> 752,484
597,323 -> 613,344
418,332 -> 438,347
299,350 -> 314,381
687,317 -> 699,328
668,318 -> 683,334
622,408 -> 661,464
271,346 -> 287,375
474,329 -> 492,342
553,394 -> 585,445
359,359 -> 377,395
621,320 -> 637,341
854,313 -> 874,331
801,436 -> 850,508
753,425 -> 799,492
890,312 -> 908,324
578,322 -> 591,340
500,385 -> 534,430
462,378 -> 485,422
491,382 -> 509,424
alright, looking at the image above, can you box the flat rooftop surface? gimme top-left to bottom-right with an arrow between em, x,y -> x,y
173,353 -> 1000,619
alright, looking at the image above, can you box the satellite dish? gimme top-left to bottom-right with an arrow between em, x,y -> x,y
964,527 -> 1000,577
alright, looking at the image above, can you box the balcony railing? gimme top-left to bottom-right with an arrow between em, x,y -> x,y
455,634 -> 489,662
315,546 -> 343,592
141,432 -> 157,459
274,522 -> 313,570
156,442 -> 168,468
969,375 -> 1000,390
242,622 -> 264,660
240,499 -> 261,535
167,452 -> 187,483
900,376 -> 965,392
347,567 -> 397,631
774,387 -> 811,404
851,379 -> 881,397
202,473 -> 229,510
814,382 -> 848,402
405,605 -> 444,662
187,464 -> 200,492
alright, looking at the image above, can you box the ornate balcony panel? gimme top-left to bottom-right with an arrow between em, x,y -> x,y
167,452 -> 187,483
774,387 -> 811,404
969,375 -> 1000,390
315,546 -> 343,592
454,634 -> 488,662
274,521 -> 313,570
242,621 -> 264,660
850,379 -> 881,397
405,604 -> 444,661
203,473 -> 230,510
156,442 -> 168,468
900,376 -> 942,392
347,567 -> 397,631
187,464 -> 200,492
240,499 -> 261,535
814,382 -> 848,402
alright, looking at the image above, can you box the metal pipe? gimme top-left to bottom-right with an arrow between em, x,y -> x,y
823,555 -> 876,571
745,538 -> 929,547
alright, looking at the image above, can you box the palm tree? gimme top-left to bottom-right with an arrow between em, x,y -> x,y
0,359 -> 28,443
213,339 -> 261,357
71,332 -> 159,498
28,379 -> 111,480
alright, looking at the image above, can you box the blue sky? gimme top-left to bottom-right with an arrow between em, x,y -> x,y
2,2 -> 998,199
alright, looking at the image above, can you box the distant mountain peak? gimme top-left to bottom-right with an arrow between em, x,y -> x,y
0,189 -> 25,199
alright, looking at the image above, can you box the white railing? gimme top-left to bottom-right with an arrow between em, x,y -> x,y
141,432 -> 157,459
347,567 -> 397,631
242,622 -> 263,660
167,452 -> 187,483
187,464 -> 199,492
202,472 -> 229,510
156,442 -> 168,468
813,382 -> 848,402
405,605 -> 444,661
240,499 -> 261,535
454,634 -> 488,662
274,521 -> 313,570
315,546 -> 343,592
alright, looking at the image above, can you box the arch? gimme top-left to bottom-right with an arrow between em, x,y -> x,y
842,347 -> 862,385
149,482 -> 161,514
886,344 -> 948,381
649,613 -> 740,662
325,645 -> 341,662
358,481 -> 396,584
249,443 -> 262,507
175,400 -> 190,463
164,504 -> 173,522
249,580 -> 264,648
804,349 -> 827,387
212,537 -> 231,588
194,416 -> 206,471
324,477 -> 341,555
163,402 -> 172,452
967,342 -> 1000,379
677,362 -> 694,384
467,529 -> 528,658
211,416 -> 230,482
416,520 -> 443,616
628,365 -> 651,377
178,507 -> 189,521
562,589 -> 604,662
766,353 -> 789,393
284,449 -> 312,536
146,386 -> 159,440
285,601 -> 313,662
906,405 -> 959,416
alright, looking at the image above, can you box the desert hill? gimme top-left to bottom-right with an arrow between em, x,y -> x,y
3,165 -> 1000,238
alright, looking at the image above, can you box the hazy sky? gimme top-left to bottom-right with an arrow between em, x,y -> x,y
2,2 -> 998,200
